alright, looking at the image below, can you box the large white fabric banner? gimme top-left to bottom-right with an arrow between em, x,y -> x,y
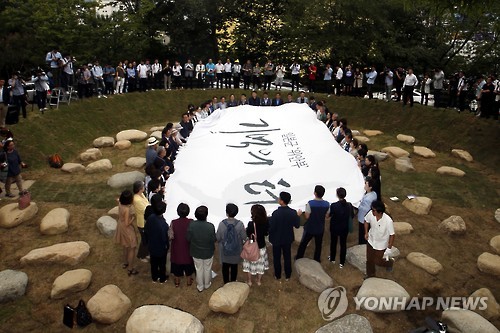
164,104 -> 365,228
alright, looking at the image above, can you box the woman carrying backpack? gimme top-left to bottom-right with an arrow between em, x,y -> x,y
216,203 -> 246,284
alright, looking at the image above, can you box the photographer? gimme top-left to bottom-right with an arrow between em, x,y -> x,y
32,70 -> 50,112
8,72 -> 27,120
60,54 -> 75,92
45,48 -> 62,87
380,67 -> 393,102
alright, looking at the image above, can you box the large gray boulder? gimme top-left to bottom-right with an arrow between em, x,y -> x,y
295,258 -> 334,293
40,208 -> 70,235
363,130 -> 383,137
126,305 -> 204,333
208,282 -> 250,314
413,146 -> 436,158
355,278 -> 410,313
125,157 -> 146,168
61,163 -> 85,173
439,215 -> 466,235
381,146 -> 410,158
51,269 -> 92,299
441,308 -> 499,333
80,148 -> 102,162
468,288 -> 500,321
0,270 -> 28,303
367,150 -> 389,162
396,134 -> 415,144
402,197 -> 432,215
107,171 -> 144,189
116,129 -> 148,142
93,136 -> 115,148
495,208 -> 500,224
87,284 -> 131,324
477,252 -> 500,278
150,130 -> 162,139
114,140 -> 132,150
0,202 -> 39,228
393,222 -> 414,235
96,216 -> 117,238
395,157 -> 415,172
354,136 -> 370,144
85,159 -> 112,173
346,244 -> 366,274
406,252 -> 443,275
315,314 -> 373,333
20,241 -> 90,266
451,149 -> 473,162
436,166 -> 465,177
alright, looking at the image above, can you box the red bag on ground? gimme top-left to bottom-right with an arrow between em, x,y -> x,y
18,190 -> 31,210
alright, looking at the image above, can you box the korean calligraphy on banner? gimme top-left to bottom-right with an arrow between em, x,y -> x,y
163,104 -> 365,228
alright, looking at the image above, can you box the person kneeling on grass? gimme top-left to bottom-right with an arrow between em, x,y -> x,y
187,205 -> 216,292
364,200 -> 395,278
144,193 -> 169,283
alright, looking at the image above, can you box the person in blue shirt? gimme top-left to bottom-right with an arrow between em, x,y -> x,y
269,191 -> 302,280
357,179 -> 377,244
205,59 -> 216,89
295,185 -> 330,262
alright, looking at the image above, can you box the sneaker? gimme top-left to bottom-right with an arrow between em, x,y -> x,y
327,256 -> 335,264
6,193 -> 15,198
339,264 -> 344,269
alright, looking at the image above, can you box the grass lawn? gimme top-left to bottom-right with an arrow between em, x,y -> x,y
0,89 -> 499,332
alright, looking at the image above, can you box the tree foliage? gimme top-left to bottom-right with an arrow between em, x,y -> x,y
0,0 -> 498,77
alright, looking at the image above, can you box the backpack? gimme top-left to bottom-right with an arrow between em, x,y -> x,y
222,220 -> 241,257
48,153 -> 63,168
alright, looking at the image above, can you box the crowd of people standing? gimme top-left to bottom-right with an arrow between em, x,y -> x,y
111,90 -> 395,291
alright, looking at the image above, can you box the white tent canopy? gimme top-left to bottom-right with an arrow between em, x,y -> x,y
164,103 -> 365,228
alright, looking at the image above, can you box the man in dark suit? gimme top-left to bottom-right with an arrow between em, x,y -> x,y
247,90 -> 260,106
260,92 -> 271,106
271,92 -> 284,106
269,191 -> 302,280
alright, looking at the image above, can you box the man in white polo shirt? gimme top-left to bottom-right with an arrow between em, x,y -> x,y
364,200 -> 395,277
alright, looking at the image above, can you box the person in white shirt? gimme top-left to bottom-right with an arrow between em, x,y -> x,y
215,60 -> 224,89
172,61 -> 183,90
151,59 -> 162,89
45,48 -> 62,87
275,63 -> 286,91
402,68 -> 418,107
136,61 -> 149,92
184,59 -> 195,89
195,60 -> 205,89
365,66 -> 378,99
290,61 -> 301,92
0,80 -> 8,127
232,60 -> 241,89
421,73 -> 432,105
32,70 -> 50,112
60,54 -> 74,92
223,59 -> 232,88
364,200 -> 395,277
433,68 -> 445,108
335,66 -> 343,96
381,67 -> 393,102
